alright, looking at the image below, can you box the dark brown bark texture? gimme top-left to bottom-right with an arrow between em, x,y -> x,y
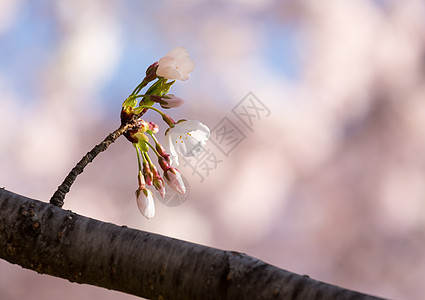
0,189 -> 385,300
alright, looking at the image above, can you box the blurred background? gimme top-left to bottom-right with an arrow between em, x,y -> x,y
1,0 -> 425,299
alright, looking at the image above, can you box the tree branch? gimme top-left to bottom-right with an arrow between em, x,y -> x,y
0,189 -> 385,299
49,123 -> 133,208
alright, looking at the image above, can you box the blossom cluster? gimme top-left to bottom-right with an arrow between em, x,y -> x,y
121,47 -> 210,219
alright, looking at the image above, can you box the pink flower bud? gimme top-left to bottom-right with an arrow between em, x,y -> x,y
159,94 -> 185,109
158,156 -> 171,172
138,170 -> 146,189
142,161 -> 153,186
153,177 -> 166,197
164,167 -> 186,194
154,141 -> 170,162
136,188 -> 155,219
161,113 -> 176,128
144,62 -> 159,82
148,122 -> 159,134
149,164 -> 166,197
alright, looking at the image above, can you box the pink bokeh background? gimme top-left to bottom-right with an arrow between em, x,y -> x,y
1,1 -> 425,299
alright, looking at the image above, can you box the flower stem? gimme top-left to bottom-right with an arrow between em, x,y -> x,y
147,130 -> 160,145
139,106 -> 175,127
131,79 -> 150,96
140,105 -> 163,116
49,121 -> 136,208
135,145 -> 143,172
144,150 -> 154,167
145,140 -> 162,158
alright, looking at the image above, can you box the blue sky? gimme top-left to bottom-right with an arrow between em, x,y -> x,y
0,1 -> 301,110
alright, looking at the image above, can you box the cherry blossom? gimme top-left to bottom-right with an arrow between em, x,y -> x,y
156,47 -> 195,81
164,120 -> 210,166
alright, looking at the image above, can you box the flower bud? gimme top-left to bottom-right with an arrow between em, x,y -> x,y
138,170 -> 146,189
155,141 -> 169,159
143,161 -> 153,186
164,167 -> 186,194
153,177 -> 166,197
136,188 -> 155,219
148,122 -> 159,134
159,94 -> 185,109
149,164 -> 166,197
156,47 -> 194,81
158,156 -> 171,172
144,62 -> 159,83
161,113 -> 176,128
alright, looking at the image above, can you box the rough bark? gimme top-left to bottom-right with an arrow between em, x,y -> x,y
0,189 -> 385,299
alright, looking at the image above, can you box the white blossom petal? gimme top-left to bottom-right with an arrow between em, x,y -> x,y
164,131 -> 180,166
164,120 -> 210,166
156,47 -> 194,81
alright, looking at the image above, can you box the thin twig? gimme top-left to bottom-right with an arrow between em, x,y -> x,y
50,122 -> 135,208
